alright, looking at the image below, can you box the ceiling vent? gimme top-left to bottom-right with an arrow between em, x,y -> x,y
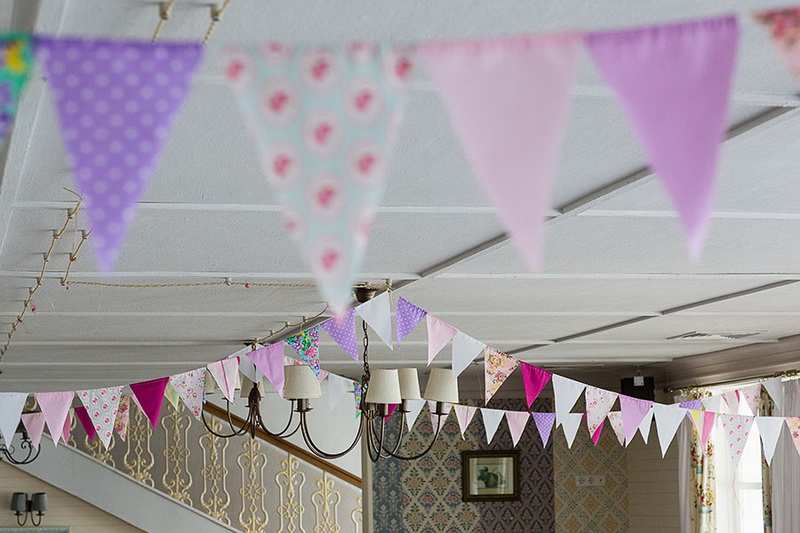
667,331 -> 763,341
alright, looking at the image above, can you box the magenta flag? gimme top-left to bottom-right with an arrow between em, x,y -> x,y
321,308 -> 358,362
74,406 -> 96,442
532,411 -> 556,447
586,17 -> 739,260
37,38 -> 203,272
591,419 -> 605,446
129,377 -> 169,429
62,410 -> 72,444
396,297 -> 427,343
756,8 -> 800,87
21,413 -> 46,449
248,343 -> 285,397
521,362 -> 552,408
421,34 -> 581,269
34,391 -> 73,446
619,395 -> 653,445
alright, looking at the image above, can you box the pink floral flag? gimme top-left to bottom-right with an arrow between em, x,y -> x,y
207,357 -> 240,402
285,327 -> 321,378
532,412 -> 556,447
130,377 -> 169,429
738,384 -> 762,416
34,391 -> 74,447
720,414 -> 754,468
586,17 -> 739,259
74,406 -> 96,442
453,404 -> 478,439
786,417 -> 800,458
426,315 -> 458,365
169,369 -> 205,418
221,43 -> 411,316
421,34 -> 581,269
484,346 -> 520,403
521,362 -> 552,409
20,412 -> 46,449
607,412 -> 625,446
619,395 -> 652,446
114,396 -> 130,441
77,386 -> 123,449
585,386 -> 618,444
505,410 -> 530,447
756,8 -> 800,86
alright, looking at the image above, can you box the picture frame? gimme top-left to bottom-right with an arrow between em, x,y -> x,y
461,450 -> 520,502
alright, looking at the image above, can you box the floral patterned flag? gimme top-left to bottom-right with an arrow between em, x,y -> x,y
720,414 -> 754,468
585,386 -> 618,444
285,326 -> 321,378
0,35 -> 33,148
78,386 -> 123,449
756,8 -> 800,86
221,43 -> 411,315
353,381 -> 363,418
738,384 -> 762,416
484,346 -> 520,403
606,412 -> 625,446
169,369 -> 205,418
114,395 -> 130,441
396,297 -> 427,343
786,417 -> 800,458
321,308 -> 358,361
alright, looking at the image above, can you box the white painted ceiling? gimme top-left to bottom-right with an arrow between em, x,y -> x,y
1,0 -> 800,392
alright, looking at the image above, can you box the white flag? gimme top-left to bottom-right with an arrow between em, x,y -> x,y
653,403 -> 687,457
451,332 -> 485,378
355,292 -> 393,349
0,393 -> 28,447
481,408 -> 505,444
756,416 -> 785,466
553,375 -> 585,428
562,412 -> 583,449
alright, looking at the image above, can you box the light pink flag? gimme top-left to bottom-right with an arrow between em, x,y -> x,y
129,377 -> 168,429
34,391 -> 73,447
426,315 -> 458,365
421,34 -> 582,269
506,410 -> 530,447
619,395 -> 652,446
453,404 -> 478,439
248,344 -> 286,397
756,8 -> 800,87
722,390 -> 739,414
586,17 -> 739,259
521,362 -> 552,408
585,386 -> 618,444
21,412 -> 46,449
532,412 -> 556,447
484,346 -> 520,403
207,357 -> 240,403
720,414 -> 754,468
607,412 -> 625,446
78,386 -> 123,449
739,384 -> 762,416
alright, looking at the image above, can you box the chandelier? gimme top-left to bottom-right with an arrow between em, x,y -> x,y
201,290 -> 459,462
0,421 -> 41,465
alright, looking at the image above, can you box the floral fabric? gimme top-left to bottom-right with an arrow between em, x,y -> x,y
0,34 -> 32,145
285,326 -> 321,377
483,346 -> 519,403
114,395 -> 130,441
756,7 -> 800,85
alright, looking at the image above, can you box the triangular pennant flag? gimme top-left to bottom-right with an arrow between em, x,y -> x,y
453,404 -> 478,439
285,327 -> 322,377
607,412 -> 625,446
355,292 -> 393,349
247,343 -> 285,397
404,398 -> 426,432
327,374 -> 351,410
562,413 -> 583,449
62,410 -> 72,444
451,332 -> 485,378
739,384 -> 762,416
762,378 -> 783,411
679,398 -> 703,411
619,396 -> 652,446
506,410 -> 530,447
786,417 -> 800,458
396,297 -> 427,343
421,34 -> 581,269
321,308 -> 359,362
585,386 -> 618,442
427,315 -> 458,365
591,419 -> 605,445
586,17 -> 739,259
701,395 -> 722,414
481,408 -> 505,444
207,357 -> 240,402
720,414 -> 754,468
521,362 -> 552,409
428,400 -> 452,430
756,416 -> 785,466
484,346 -> 520,403
114,395 -> 131,441
0,35 -> 33,149
722,390 -> 740,414
353,381 -> 363,418
638,408 -> 654,445
169,369 -> 205,418
34,391 -> 73,447
552,375 -> 586,428
653,403 -> 687,457
77,386 -> 122,448
223,44 -> 410,315
130,377 -> 169,429
237,348 -> 263,383
74,406 -> 96,442
0,392 -> 27,446
20,412 -> 46,450
689,410 -> 716,449
533,412 -> 556,447
756,8 -> 800,87
164,382 -> 180,410
38,37 -> 203,272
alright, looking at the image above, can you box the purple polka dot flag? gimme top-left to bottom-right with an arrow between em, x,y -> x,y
396,296 -> 427,343
321,307 -> 358,361
532,411 -> 556,447
285,326 -> 322,377
36,38 -> 203,273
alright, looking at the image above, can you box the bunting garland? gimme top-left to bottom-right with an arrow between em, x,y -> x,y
0,35 -> 33,147
286,326 -> 322,377
114,395 -> 131,441
321,308 -> 359,362
396,297 -> 427,343
484,346 -> 519,403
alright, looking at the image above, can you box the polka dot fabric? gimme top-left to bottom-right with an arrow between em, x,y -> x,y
77,386 -> 123,449
720,414 -> 754,468
36,37 -> 203,273
221,43 -> 411,315
321,307 -> 358,361
396,296 -> 427,343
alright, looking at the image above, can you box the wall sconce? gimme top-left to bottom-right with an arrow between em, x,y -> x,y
10,492 -> 47,526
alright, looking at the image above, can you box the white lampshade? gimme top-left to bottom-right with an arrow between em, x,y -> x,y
423,368 -> 459,404
365,369 -> 402,404
240,376 -> 257,398
398,368 -> 422,400
283,365 -> 322,400
204,370 -> 217,394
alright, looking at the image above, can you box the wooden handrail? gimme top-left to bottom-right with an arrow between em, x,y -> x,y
203,402 -> 362,488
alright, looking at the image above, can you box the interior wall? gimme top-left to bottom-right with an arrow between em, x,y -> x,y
626,427 -> 680,533
0,459 -> 142,532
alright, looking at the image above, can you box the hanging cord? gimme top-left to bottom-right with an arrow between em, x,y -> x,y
203,0 -> 233,45
151,0 -> 178,43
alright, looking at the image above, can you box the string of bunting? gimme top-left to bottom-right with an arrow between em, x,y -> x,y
0,8 -> 797,317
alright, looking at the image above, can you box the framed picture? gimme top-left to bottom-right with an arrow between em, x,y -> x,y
461,450 -> 520,502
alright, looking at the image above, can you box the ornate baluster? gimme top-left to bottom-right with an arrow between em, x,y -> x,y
161,403 -> 193,504
199,417 -> 231,523
123,402 -> 155,486
276,453 -> 307,533
311,472 -> 341,533
237,437 -> 268,532
350,496 -> 362,533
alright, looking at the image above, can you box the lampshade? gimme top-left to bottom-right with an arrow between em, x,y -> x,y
365,369 -> 402,404
204,370 -> 217,394
31,493 -> 47,513
283,365 -> 321,400
423,368 -> 459,403
240,376 -> 255,399
398,368 -> 422,400
10,492 -> 26,512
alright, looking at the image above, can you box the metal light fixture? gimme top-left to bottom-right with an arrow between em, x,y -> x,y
11,492 -> 47,526
202,288 -> 458,462
0,420 -> 41,465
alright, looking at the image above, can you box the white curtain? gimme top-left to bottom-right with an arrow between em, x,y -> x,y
771,379 -> 800,533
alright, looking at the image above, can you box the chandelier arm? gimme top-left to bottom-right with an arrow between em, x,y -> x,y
201,404 -> 249,438
2,438 -> 40,465
254,402 -> 297,438
299,409 -> 365,459
224,399 -> 251,436
369,415 -> 404,458
380,414 -> 444,461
